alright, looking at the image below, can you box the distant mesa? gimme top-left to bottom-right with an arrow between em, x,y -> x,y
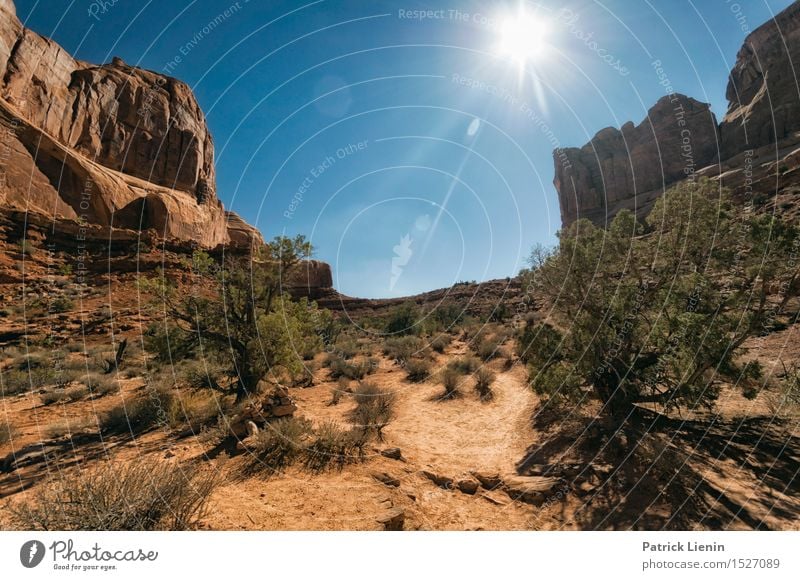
554,1 -> 800,228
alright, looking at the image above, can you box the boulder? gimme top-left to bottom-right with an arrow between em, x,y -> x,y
372,471 -> 401,487
456,478 -> 480,495
377,508 -> 405,531
503,475 -> 562,506
380,447 -> 403,460
421,469 -> 454,489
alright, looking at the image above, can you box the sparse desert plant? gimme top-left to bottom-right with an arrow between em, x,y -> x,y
330,377 -> 351,406
65,384 -> 90,401
440,369 -> 462,399
18,239 -> 35,257
333,337 -> 360,359
249,417 -> 314,471
350,382 -> 396,440
44,416 -> 96,439
447,356 -> 480,375
328,356 -> 370,381
10,459 -> 220,530
477,338 -> 501,361
405,358 -> 432,383
41,389 -> 71,406
475,368 -> 496,401
383,335 -> 423,363
0,420 -> 17,445
100,388 -> 174,435
430,334 -> 451,354
83,373 -> 121,397
171,391 -> 226,431
50,295 -> 74,314
304,421 -> 367,472
768,363 -> 800,418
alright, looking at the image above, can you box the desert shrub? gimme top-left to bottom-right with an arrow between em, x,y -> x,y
520,180 -> 795,420
44,417 -> 96,439
65,384 -> 90,401
50,295 -> 74,314
2,365 -> 56,396
328,357 -> 370,381
100,388 -> 173,435
405,358 -> 432,383
430,334 -> 451,354
143,322 -> 196,363
440,369 -> 462,399
249,417 -> 314,471
768,364 -> 800,417
53,368 -> 82,389
18,239 -> 35,257
383,336 -> 423,363
475,368 -> 496,401
330,377 -> 351,406
477,338 -> 501,361
350,382 -> 396,440
180,359 -> 225,391
10,459 -> 219,530
447,356 -> 480,375
334,337 -> 360,360
385,301 -> 419,335
83,373 -> 121,397
169,390 -> 226,431
0,420 -> 16,445
41,389 -> 70,406
304,421 -> 367,472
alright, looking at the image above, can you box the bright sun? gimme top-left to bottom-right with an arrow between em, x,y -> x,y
496,12 -> 549,64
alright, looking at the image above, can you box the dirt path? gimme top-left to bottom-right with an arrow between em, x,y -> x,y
382,346 -> 537,477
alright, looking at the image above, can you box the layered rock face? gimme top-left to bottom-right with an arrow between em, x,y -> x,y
554,95 -> 719,226
720,2 -> 800,158
0,0 -> 231,247
286,260 -> 334,299
554,1 -> 800,228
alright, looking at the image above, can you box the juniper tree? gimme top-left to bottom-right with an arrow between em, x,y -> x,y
145,235 -> 333,400
519,179 -> 799,420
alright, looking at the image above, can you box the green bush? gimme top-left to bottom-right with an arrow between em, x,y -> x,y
10,459 -> 219,530
100,388 -> 173,435
447,356 -> 480,375
430,335 -> 451,354
50,296 -> 74,314
475,368 -> 496,401
383,336 -> 423,363
304,421 -> 367,472
440,369 -> 462,399
405,359 -> 432,383
477,338 -> 501,361
249,417 -> 314,471
385,302 -> 419,335
350,382 -> 396,440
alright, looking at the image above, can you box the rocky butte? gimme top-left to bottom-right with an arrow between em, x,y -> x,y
554,1 -> 800,228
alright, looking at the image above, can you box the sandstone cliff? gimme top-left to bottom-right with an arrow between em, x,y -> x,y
720,1 -> 800,158
0,0 -> 240,249
554,94 -> 719,227
554,1 -> 800,228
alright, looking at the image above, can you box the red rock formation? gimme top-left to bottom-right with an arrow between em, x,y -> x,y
720,2 -> 800,159
554,94 -> 719,227
0,0 -> 234,248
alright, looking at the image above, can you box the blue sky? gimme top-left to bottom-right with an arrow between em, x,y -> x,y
16,0 -> 796,297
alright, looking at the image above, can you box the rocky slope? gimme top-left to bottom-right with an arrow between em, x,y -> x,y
555,1 -> 800,227
0,0 -> 249,249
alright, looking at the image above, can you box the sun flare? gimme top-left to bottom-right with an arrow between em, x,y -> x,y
496,12 -> 549,64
